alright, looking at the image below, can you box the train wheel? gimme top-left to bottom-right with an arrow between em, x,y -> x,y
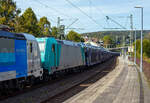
0,90 -> 2,96
16,80 -> 24,91
29,76 -> 35,87
39,76 -> 43,81
17,82 -> 24,91
44,74 -> 49,82
2,82 -> 12,95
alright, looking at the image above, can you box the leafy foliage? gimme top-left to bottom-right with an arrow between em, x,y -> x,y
143,39 -> 150,57
38,16 -> 51,37
103,35 -> 112,44
134,39 -> 150,58
67,30 -> 84,42
0,0 -> 21,27
51,26 -> 58,38
18,8 -> 40,36
0,0 -> 53,37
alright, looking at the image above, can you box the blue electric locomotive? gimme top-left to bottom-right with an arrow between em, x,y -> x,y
0,31 -> 42,90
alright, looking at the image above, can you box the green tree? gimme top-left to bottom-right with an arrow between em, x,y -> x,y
135,40 -> 140,56
0,0 -> 21,27
51,26 -> 58,38
133,40 -> 140,58
66,30 -> 83,42
134,39 -> 150,58
38,16 -> 51,37
18,8 -> 40,36
80,37 -> 85,42
143,39 -> 150,57
103,35 -> 112,44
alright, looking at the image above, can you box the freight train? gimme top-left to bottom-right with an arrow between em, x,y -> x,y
0,30 -> 119,91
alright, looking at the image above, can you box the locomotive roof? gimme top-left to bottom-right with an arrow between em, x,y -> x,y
21,33 -> 36,41
56,39 -> 80,47
0,30 -> 26,40
37,37 -> 57,44
63,40 -> 80,46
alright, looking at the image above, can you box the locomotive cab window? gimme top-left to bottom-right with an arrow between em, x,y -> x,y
30,43 -> 33,53
39,41 -> 45,52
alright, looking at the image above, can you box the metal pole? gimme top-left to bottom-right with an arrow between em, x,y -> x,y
130,14 -> 133,46
129,14 -> 133,56
123,35 -> 125,58
134,29 -> 137,65
140,8 -> 143,72
57,17 -> 60,39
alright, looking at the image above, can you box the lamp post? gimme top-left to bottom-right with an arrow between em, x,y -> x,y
134,6 -> 143,72
134,28 -> 137,65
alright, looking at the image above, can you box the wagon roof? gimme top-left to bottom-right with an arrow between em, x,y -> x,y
21,33 -> 36,41
0,30 -> 26,40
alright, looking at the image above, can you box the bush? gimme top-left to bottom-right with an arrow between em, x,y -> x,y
134,39 -> 150,58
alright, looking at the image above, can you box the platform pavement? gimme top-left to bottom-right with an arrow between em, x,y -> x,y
64,56 -> 150,103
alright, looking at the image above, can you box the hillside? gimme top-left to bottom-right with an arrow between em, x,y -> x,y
82,30 -> 150,45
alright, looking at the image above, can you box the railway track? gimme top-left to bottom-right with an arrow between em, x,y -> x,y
0,57 -> 117,103
43,57 -> 117,103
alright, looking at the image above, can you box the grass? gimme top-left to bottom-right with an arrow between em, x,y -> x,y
143,57 -> 150,63
131,53 -> 150,63
133,56 -> 150,88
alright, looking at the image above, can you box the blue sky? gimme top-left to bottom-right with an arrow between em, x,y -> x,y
14,0 -> 149,33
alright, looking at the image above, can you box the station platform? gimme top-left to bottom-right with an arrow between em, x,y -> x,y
64,57 -> 150,103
